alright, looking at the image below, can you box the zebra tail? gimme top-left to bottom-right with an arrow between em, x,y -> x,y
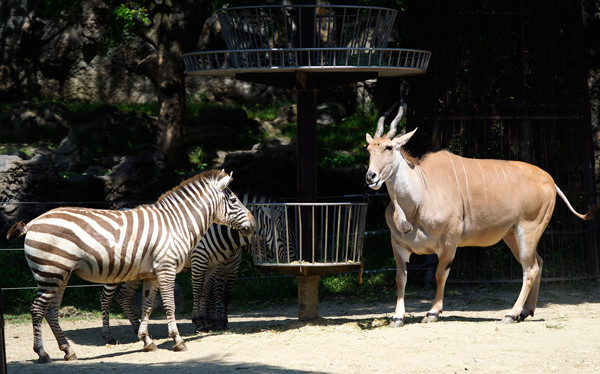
6,221 -> 27,241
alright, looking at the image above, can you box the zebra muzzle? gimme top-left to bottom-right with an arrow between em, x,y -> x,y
239,213 -> 256,236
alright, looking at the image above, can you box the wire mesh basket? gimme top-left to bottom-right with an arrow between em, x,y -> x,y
217,5 -> 397,50
248,202 -> 368,273
183,5 -> 431,75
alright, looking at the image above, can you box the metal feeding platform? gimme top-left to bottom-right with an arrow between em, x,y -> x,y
184,3 -> 430,320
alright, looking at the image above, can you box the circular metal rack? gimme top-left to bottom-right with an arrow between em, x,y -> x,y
184,4 -> 430,320
184,5 -> 431,81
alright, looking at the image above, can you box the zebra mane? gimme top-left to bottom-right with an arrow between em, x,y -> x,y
156,169 -> 228,206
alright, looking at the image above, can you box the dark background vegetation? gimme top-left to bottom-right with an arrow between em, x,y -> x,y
1,0 -> 599,315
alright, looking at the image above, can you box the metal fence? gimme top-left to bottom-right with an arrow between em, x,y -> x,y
408,107 -> 599,282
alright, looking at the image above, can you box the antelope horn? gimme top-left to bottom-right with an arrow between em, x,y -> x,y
375,101 -> 399,138
385,103 -> 405,138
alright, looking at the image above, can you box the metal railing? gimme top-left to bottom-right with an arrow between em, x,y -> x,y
183,47 -> 431,75
248,202 -> 368,267
217,5 -> 397,50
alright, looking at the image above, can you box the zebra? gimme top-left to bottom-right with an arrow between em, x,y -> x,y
6,170 -> 255,363
99,194 -> 296,344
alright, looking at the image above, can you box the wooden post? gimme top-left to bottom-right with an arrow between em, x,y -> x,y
296,0 -> 322,322
0,287 -> 7,374
297,275 -> 320,321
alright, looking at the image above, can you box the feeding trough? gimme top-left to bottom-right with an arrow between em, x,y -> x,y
184,3 -> 430,320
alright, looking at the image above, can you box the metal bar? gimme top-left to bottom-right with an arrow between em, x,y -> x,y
324,205 -> 329,263
0,283 -> 7,374
335,205 -> 342,263
270,205 -> 279,264
283,206 -> 291,263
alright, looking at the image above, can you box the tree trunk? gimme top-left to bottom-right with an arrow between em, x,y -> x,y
153,0 -> 186,174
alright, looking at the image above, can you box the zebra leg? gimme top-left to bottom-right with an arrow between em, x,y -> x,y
219,250 -> 241,330
137,279 -> 159,352
195,268 -> 216,332
30,288 -> 55,363
116,279 -> 143,334
157,270 -> 187,351
191,260 -> 209,332
45,273 -> 77,361
204,272 -> 221,331
210,278 -> 227,331
101,284 -> 120,344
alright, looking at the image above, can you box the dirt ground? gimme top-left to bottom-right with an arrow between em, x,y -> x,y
4,281 -> 600,373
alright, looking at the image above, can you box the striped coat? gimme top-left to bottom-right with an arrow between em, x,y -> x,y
100,194 -> 296,343
7,170 -> 255,363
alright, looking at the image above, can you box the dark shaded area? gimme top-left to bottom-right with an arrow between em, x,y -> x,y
403,0 -> 598,280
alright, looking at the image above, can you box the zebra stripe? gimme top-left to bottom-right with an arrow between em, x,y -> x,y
100,194 -> 296,343
8,170 -> 255,363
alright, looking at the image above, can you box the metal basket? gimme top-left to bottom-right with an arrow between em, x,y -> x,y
248,202 -> 368,273
183,5 -> 431,76
217,5 -> 397,50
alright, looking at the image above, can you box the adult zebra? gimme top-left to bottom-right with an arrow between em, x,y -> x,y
6,170 -> 255,363
100,194 -> 296,344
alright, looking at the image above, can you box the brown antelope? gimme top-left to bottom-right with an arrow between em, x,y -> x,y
365,103 -> 595,327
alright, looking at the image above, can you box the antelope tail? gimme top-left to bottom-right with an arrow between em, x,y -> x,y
6,221 -> 28,241
556,185 -> 596,221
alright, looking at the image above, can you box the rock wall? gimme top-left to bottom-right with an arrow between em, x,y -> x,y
0,0 -> 299,106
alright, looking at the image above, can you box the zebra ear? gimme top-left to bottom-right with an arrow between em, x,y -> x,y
216,174 -> 232,190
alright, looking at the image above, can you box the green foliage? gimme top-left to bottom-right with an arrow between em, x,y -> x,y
0,102 -> 15,113
318,152 -> 357,168
244,103 -> 289,122
188,146 -> 208,170
100,2 -> 150,51
317,110 -> 387,168
115,101 -> 159,116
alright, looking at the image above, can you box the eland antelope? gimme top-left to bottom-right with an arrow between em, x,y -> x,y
365,103 -> 595,327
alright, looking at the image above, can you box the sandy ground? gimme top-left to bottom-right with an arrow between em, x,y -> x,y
4,282 -> 600,373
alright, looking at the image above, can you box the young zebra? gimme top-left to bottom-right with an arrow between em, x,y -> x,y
99,194 -> 296,344
6,170 -> 255,363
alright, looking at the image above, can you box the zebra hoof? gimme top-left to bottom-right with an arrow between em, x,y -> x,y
37,353 -> 52,364
173,341 -> 188,352
421,312 -> 440,323
389,317 -> 404,328
144,342 -> 158,352
194,321 -> 211,333
105,337 -> 117,345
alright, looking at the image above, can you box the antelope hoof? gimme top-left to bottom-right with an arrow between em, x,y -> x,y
501,314 -> 519,324
37,353 -> 52,364
519,309 -> 534,321
173,341 -> 188,352
144,342 -> 158,352
421,312 -> 440,323
389,317 -> 404,328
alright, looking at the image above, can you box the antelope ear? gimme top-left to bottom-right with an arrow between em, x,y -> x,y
392,127 -> 418,147
366,133 -> 374,144
216,173 -> 232,190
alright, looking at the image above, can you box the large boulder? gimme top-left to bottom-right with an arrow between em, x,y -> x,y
0,154 -> 59,247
